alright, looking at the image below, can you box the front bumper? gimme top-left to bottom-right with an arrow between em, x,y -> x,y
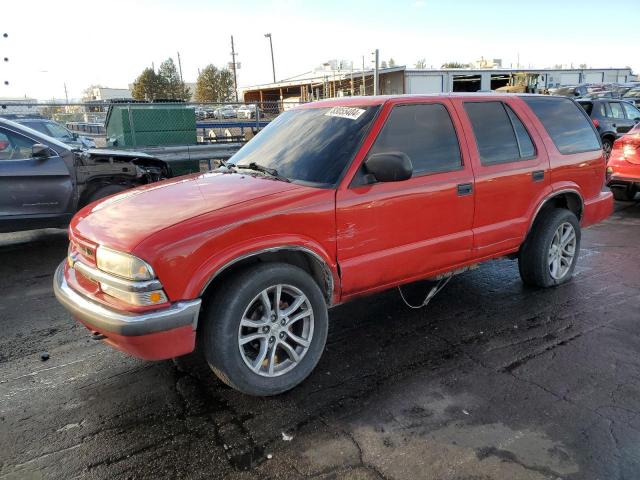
54,261 -> 201,360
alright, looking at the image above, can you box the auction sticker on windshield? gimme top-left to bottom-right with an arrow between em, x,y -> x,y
325,106 -> 366,120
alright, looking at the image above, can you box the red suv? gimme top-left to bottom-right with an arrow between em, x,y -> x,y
55,95 -> 613,396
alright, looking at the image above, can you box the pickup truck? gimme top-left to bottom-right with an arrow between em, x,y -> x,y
54,94 -> 613,396
0,118 -> 170,232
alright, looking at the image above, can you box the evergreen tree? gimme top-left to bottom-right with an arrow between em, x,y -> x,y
194,64 -> 235,102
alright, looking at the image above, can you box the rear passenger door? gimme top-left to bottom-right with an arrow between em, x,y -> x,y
608,101 -> 634,135
336,101 -> 475,296
622,101 -> 640,126
452,99 -> 550,256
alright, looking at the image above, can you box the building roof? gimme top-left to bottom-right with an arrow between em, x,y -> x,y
242,66 -> 406,91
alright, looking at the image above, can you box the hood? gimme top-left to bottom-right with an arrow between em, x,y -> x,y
71,172 -> 302,251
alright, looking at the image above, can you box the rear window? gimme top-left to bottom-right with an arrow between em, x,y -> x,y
464,101 -> 535,165
523,97 -> 601,154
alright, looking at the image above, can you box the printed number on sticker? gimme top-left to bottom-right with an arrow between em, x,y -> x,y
324,106 -> 366,120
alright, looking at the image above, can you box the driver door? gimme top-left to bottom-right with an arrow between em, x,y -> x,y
336,100 -> 475,298
0,126 -> 73,222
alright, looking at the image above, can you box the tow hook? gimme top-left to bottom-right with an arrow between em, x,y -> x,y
91,331 -> 106,341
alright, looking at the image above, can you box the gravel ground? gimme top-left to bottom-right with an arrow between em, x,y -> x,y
1,201 -> 639,480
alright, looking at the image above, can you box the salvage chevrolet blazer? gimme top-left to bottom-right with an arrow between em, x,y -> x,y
54,94 -> 613,396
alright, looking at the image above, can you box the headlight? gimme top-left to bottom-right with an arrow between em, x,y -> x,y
96,246 -> 155,281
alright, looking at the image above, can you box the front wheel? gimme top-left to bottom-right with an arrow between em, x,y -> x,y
201,263 -> 328,396
518,209 -> 581,288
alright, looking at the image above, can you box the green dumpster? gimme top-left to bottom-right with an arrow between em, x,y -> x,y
105,103 -> 199,176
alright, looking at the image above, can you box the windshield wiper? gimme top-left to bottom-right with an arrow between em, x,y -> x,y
218,159 -> 235,171
235,162 -> 290,182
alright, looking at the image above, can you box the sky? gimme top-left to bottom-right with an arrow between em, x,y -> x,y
2,0 -> 639,101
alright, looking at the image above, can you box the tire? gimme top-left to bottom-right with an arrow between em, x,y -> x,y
518,208 -> 581,288
87,184 -> 129,204
200,262 -> 328,396
602,137 -> 614,160
611,184 -> 637,202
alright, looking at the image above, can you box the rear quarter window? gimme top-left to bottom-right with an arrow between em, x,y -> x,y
523,97 -> 601,154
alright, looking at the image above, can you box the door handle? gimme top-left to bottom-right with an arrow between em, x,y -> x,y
532,170 -> 545,182
457,183 -> 473,196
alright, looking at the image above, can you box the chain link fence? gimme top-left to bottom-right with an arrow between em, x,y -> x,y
0,100 -> 303,149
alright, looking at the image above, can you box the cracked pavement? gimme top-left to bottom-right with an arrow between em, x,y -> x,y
1,201 -> 639,479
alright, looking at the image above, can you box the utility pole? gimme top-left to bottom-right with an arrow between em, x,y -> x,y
361,56 -> 365,95
177,51 -> 184,83
264,33 -> 276,83
63,82 -> 69,103
350,63 -> 354,96
230,35 -> 239,102
373,49 -> 379,96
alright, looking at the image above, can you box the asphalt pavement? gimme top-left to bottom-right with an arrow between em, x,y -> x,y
1,201 -> 639,480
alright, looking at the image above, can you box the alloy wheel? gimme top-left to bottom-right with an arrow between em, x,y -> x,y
548,222 -> 576,280
237,284 -> 314,377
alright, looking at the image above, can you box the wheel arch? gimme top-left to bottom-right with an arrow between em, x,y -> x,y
527,189 -> 584,234
199,246 -> 337,308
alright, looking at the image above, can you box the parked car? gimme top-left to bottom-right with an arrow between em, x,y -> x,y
607,123 -> 640,201
578,91 -> 617,100
2,116 -> 97,149
577,98 -> 640,157
236,104 -> 263,119
194,108 -> 207,121
214,105 -> 237,119
551,84 -> 593,97
54,94 -> 612,396
622,88 -> 640,107
0,117 -> 171,232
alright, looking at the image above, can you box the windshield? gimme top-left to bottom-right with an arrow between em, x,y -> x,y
45,122 -> 74,140
228,105 -> 380,186
9,119 -> 70,151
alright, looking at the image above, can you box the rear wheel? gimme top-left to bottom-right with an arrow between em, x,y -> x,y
200,263 -> 328,396
518,209 -> 581,288
611,184 -> 637,201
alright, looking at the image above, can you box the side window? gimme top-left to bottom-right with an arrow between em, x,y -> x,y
464,101 -> 535,165
622,102 -> 640,120
523,97 -> 601,154
598,102 -> 607,117
505,105 -> 536,159
367,103 -> 462,176
609,102 -> 625,119
0,128 -> 36,161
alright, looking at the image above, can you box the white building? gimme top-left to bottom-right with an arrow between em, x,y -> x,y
87,87 -> 132,101
242,66 -> 635,102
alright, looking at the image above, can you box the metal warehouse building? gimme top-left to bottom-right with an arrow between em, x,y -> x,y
242,66 -> 634,103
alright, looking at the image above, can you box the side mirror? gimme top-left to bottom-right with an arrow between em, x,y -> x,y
364,152 -> 413,183
32,144 -> 50,159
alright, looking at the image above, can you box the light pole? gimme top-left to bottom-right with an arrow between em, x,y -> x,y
264,33 -> 276,83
